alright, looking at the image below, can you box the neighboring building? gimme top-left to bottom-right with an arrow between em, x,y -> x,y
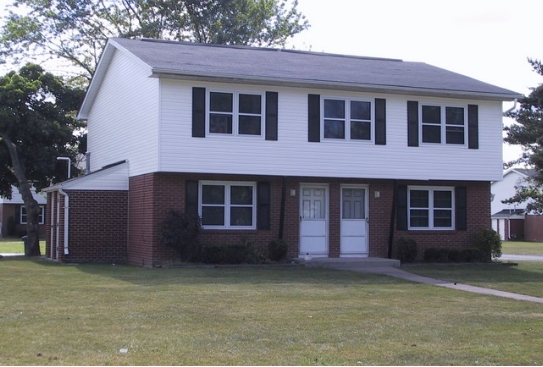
491,168 -> 543,241
44,38 -> 521,265
0,186 -> 47,238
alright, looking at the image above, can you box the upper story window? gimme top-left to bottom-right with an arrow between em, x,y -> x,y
322,98 -> 372,141
421,104 -> 466,145
199,181 -> 256,229
208,91 -> 263,136
408,187 -> 454,230
20,205 -> 45,225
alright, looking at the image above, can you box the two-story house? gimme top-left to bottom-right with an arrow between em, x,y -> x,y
491,168 -> 543,241
44,38 -> 521,265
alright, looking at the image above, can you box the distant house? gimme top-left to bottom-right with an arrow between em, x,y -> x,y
44,38 -> 521,265
491,168 -> 543,241
0,186 -> 47,238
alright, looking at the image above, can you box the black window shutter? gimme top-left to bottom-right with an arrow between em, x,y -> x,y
265,92 -> 278,141
257,182 -> 271,230
455,186 -> 467,231
396,185 -> 408,230
375,98 -> 386,145
308,94 -> 320,142
468,104 -> 479,149
407,101 -> 419,147
192,87 -> 206,138
185,180 -> 199,216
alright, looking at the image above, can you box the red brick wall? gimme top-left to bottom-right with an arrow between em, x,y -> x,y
394,180 -> 491,260
45,190 -> 128,263
129,173 -> 491,266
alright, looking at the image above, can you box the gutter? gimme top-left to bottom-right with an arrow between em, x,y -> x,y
503,98 -> 518,116
58,186 -> 70,255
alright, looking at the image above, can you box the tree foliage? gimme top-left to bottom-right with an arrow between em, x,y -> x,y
0,63 -> 85,255
0,0 -> 309,82
504,59 -> 543,213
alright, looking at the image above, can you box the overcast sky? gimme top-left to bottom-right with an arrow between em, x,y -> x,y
2,0 -> 541,163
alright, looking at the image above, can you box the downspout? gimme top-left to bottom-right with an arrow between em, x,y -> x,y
278,177 -> 286,240
387,180 -> 398,259
58,186 -> 70,255
503,99 -> 517,116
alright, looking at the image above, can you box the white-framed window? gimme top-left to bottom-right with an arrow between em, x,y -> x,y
322,97 -> 373,141
408,187 -> 454,230
199,181 -> 256,229
421,104 -> 466,145
20,205 -> 45,225
208,91 -> 264,136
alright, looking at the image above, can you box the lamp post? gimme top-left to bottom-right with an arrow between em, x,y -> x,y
57,157 -> 71,179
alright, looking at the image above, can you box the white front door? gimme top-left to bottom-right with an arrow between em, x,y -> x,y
340,186 -> 368,257
299,185 -> 328,257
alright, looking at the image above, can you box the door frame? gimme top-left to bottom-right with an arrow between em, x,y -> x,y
299,183 -> 329,257
340,184 -> 369,257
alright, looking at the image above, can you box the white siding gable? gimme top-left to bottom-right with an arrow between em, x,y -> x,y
159,79 -> 504,181
61,162 -> 129,191
491,170 -> 530,215
86,48 -> 160,177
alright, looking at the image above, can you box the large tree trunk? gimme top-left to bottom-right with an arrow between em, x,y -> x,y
1,134 -> 41,256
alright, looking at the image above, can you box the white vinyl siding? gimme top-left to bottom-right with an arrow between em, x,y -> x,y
159,79 -> 503,181
86,49 -> 160,177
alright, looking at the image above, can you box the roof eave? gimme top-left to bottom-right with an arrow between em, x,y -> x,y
151,69 -> 522,101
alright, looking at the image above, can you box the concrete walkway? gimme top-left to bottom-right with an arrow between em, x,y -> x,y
500,254 -> 543,262
339,265 -> 543,304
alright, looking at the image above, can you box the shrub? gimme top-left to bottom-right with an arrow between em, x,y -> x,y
473,228 -> 502,261
199,244 -> 246,264
460,248 -> 483,263
200,238 -> 265,265
394,237 -> 418,263
424,248 -> 449,263
447,249 -> 461,263
267,239 -> 288,262
159,210 -> 202,261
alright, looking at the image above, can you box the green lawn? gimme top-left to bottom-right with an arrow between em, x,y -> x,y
0,238 -> 45,254
1,260 -> 543,365
501,240 -> 543,255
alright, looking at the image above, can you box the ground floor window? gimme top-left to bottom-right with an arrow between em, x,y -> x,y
408,186 -> 454,230
20,205 -> 45,225
199,181 -> 256,229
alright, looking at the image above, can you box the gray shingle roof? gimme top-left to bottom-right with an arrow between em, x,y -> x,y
111,37 -> 521,100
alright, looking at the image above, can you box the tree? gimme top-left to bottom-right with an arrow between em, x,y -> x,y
0,63 -> 85,256
504,59 -> 543,213
0,0 -> 309,82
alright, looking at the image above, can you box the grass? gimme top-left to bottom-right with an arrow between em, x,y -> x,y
0,237 -> 45,254
1,260 -> 543,365
502,240 -> 543,255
